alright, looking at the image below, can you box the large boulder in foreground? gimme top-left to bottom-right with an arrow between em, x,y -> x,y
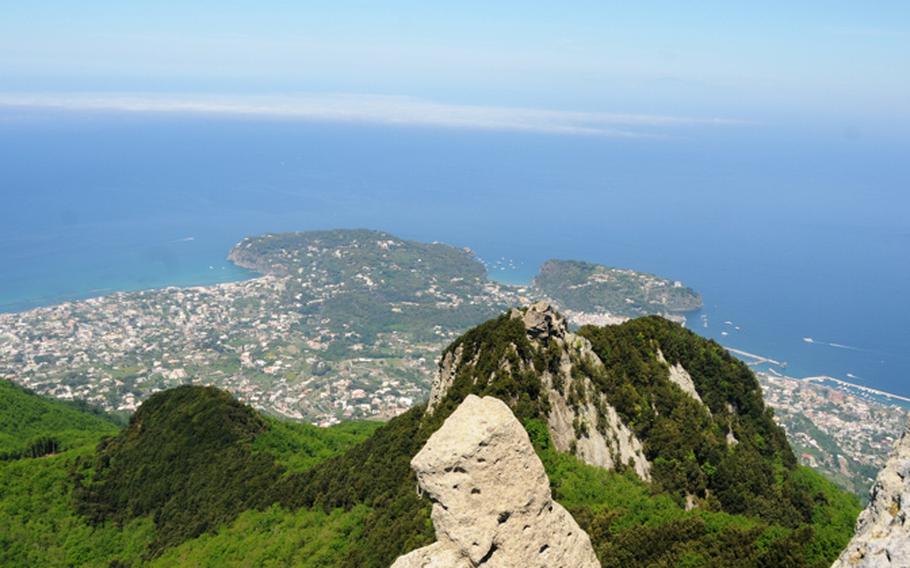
391,394 -> 600,568
833,422 -> 910,568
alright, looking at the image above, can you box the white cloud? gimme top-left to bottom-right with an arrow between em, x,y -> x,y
0,93 -> 746,137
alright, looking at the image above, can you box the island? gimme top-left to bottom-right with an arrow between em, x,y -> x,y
532,259 -> 702,324
0,228 -> 904,496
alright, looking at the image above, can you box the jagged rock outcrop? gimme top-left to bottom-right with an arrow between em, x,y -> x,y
423,302 -> 781,518
544,354 -> 652,481
428,301 -> 652,480
427,344 -> 466,412
391,394 -> 600,568
519,301 -> 567,341
833,423 -> 910,568
658,348 -> 703,406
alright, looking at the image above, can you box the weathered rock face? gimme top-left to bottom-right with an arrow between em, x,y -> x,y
427,301 -> 652,481
519,301 -> 567,342
657,348 -> 703,406
833,423 -> 910,568
391,394 -> 600,568
546,378 -> 651,481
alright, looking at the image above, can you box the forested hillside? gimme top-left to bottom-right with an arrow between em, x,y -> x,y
0,384 -> 377,566
288,309 -> 859,567
0,310 -> 860,567
0,380 -> 121,460
533,259 -> 702,316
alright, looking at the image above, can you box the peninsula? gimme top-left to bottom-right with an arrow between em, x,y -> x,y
0,229 -> 904,496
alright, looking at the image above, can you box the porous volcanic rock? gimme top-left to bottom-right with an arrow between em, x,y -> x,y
833,422 -> 910,567
391,394 -> 600,568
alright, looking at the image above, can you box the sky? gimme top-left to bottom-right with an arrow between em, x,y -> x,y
1,1 -> 908,131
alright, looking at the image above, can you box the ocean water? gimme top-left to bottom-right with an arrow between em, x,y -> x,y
1,108 -> 908,396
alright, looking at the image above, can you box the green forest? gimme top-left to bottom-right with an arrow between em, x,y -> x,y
533,259 -> 703,316
0,312 -> 861,567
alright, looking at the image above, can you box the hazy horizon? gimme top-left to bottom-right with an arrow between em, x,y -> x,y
2,2 -> 909,132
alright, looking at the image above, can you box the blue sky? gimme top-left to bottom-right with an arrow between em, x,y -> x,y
1,1 -> 908,127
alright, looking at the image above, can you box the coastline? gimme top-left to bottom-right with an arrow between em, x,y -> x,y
729,345 -> 910,409
6,274 -> 904,409
0,261 -> 259,315
802,375 -> 910,406
2,232 -> 904,408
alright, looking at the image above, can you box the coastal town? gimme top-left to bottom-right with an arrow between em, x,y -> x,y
0,231 -> 531,425
0,229 -> 904,495
757,371 -> 907,496
0,273 -> 496,425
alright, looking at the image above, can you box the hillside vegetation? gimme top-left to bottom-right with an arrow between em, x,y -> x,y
578,317 -> 799,521
528,419 -> 858,567
0,383 -> 376,566
287,311 -> 859,567
0,380 -> 120,460
0,310 -> 860,567
228,229 -> 501,345
533,259 -> 702,316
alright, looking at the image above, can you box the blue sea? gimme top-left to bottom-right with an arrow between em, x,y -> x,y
1,108 -> 908,396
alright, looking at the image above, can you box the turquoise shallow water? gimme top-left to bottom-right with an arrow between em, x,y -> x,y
1,108 -> 907,396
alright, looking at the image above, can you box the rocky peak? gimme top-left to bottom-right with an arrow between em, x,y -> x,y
429,303 -> 568,414
426,304 -> 652,481
833,422 -> 910,567
391,394 -> 600,568
510,301 -> 567,343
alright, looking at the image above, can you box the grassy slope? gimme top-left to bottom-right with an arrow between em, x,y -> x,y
253,417 -> 382,474
0,384 -> 377,567
0,382 -> 153,566
0,446 -> 156,567
0,380 -> 120,457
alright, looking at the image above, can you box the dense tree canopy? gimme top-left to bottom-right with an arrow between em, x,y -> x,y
0,311 -> 861,567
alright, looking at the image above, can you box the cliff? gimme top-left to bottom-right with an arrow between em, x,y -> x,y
833,422 -> 910,567
428,302 -> 651,480
426,302 -> 794,514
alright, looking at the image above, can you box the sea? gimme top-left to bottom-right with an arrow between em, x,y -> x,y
1,107 -> 908,397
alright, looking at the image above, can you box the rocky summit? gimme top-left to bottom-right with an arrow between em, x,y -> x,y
428,302 -> 652,480
391,394 -> 600,568
833,422 -> 910,568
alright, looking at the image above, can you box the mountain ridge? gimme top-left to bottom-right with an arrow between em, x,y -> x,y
1,306 -> 861,566
290,305 -> 859,566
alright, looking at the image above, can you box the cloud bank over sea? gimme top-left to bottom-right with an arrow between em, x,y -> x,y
0,93 -> 745,138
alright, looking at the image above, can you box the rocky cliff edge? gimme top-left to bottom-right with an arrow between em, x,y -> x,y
833,422 -> 910,567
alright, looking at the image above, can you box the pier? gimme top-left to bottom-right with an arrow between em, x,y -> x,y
724,346 -> 785,367
804,376 -> 910,405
